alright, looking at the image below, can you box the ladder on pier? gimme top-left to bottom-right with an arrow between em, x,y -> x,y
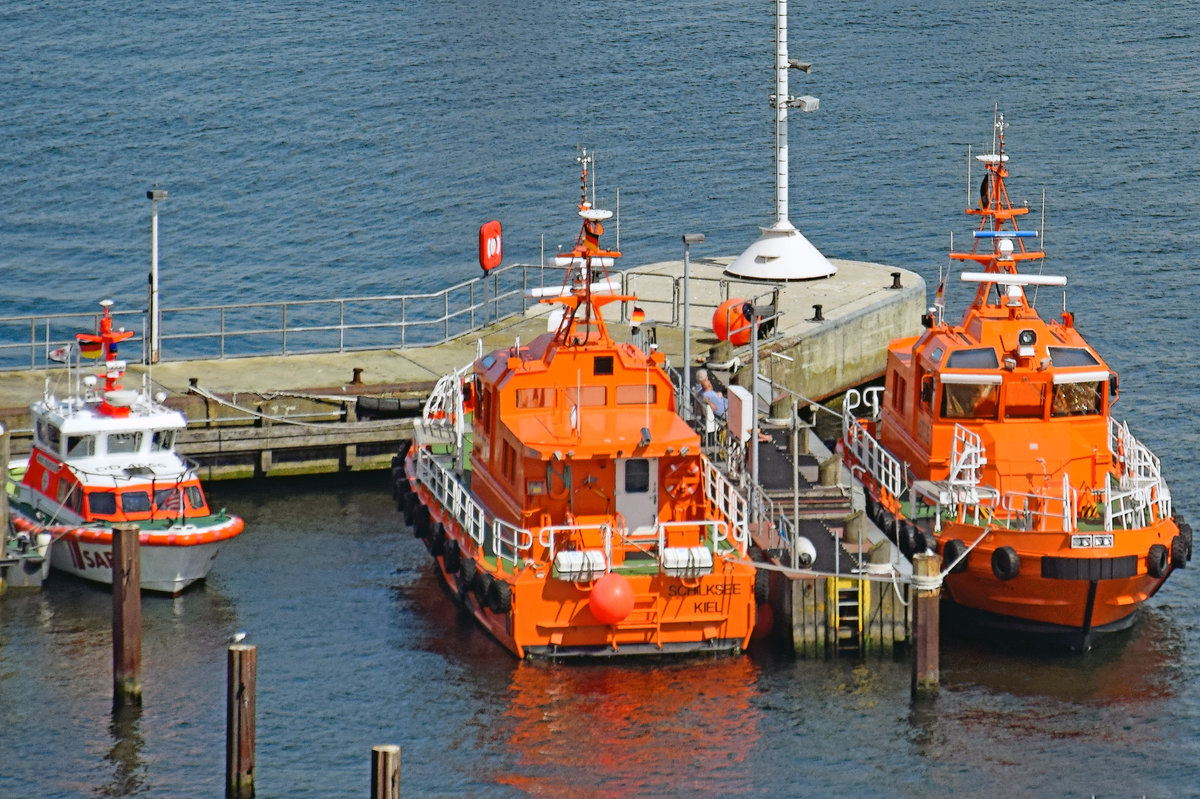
827,577 -> 864,655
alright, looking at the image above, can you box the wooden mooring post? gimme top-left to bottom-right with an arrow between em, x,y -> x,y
112,523 -> 142,706
371,744 -> 402,799
226,643 -> 257,799
911,551 -> 941,699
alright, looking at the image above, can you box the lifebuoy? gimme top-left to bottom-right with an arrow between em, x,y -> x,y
479,220 -> 502,272
488,578 -> 513,614
665,461 -> 701,500
943,538 -> 969,574
991,546 -> 1020,581
1147,543 -> 1168,579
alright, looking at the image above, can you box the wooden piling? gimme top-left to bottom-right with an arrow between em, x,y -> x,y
226,643 -> 257,799
371,744 -> 402,799
112,523 -> 142,706
911,551 -> 941,698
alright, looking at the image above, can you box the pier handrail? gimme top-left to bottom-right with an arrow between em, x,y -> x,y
0,261 -> 590,370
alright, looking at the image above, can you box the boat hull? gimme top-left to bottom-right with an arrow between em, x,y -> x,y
875,498 -> 1178,648
404,460 -> 756,659
12,512 -> 244,595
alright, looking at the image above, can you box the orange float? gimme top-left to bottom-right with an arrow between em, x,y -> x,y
712,298 -> 753,345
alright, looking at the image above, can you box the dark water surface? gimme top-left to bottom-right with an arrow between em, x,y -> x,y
3,1 -> 1199,796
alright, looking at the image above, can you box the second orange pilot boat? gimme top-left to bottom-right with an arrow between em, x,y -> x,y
398,153 -> 759,657
839,114 -> 1190,649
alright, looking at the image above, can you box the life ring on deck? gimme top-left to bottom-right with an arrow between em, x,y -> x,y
488,578 -> 513,614
1170,535 -> 1187,570
943,538 -> 969,574
991,546 -> 1020,581
664,461 -> 701,500
1147,543 -> 1168,579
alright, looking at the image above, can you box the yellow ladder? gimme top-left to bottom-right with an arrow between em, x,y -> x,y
826,577 -> 864,655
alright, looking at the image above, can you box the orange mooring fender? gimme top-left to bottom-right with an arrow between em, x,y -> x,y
712,298 -> 753,346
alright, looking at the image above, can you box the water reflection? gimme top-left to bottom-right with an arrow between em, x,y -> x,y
495,657 -> 763,796
101,703 -> 146,797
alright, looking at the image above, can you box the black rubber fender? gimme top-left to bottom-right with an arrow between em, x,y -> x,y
899,521 -> 921,558
442,536 -> 461,574
1180,523 -> 1193,561
1147,543 -> 1169,579
942,538 -> 969,574
414,504 -> 432,540
458,556 -> 478,592
488,578 -> 513,614
428,520 -> 444,556
991,546 -> 1020,581
1170,535 -> 1187,569
403,492 -> 418,526
475,570 -> 494,606
754,567 -> 770,606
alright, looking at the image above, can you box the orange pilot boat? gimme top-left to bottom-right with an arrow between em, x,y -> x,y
397,153 -> 758,658
839,114 -> 1190,649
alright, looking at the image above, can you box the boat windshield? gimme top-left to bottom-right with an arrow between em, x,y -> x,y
107,432 -> 142,454
941,383 -> 999,420
1051,380 -> 1103,417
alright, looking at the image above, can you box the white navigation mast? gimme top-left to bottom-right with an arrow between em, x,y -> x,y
725,0 -> 835,280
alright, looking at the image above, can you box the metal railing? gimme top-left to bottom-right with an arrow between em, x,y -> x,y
0,261 -> 584,371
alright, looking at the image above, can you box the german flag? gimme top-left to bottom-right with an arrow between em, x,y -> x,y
77,334 -> 103,359
630,306 -> 645,328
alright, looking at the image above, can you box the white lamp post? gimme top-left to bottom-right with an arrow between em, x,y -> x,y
147,187 -> 167,364
681,232 -> 705,418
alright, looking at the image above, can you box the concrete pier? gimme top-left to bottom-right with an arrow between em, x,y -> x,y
0,256 -> 924,479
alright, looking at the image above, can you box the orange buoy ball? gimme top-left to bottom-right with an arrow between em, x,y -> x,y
713,298 -> 753,346
752,602 -> 775,639
590,573 -> 635,624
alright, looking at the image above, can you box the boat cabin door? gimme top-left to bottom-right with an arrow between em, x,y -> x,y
615,458 -> 658,535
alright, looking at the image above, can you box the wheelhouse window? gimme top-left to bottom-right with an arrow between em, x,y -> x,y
566,385 -> 607,406
88,491 -> 118,516
155,488 -> 185,511
121,491 -> 152,513
945,348 -> 1000,369
1048,347 -> 1100,367
593,356 -> 614,376
624,459 -> 650,493
616,384 -> 656,404
185,486 -> 205,510
1051,380 -> 1103,417
151,430 -> 175,451
67,435 -> 95,457
941,382 -> 999,420
107,432 -> 142,454
515,387 -> 555,408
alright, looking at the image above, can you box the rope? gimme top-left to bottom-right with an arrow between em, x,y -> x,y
187,384 -> 336,429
